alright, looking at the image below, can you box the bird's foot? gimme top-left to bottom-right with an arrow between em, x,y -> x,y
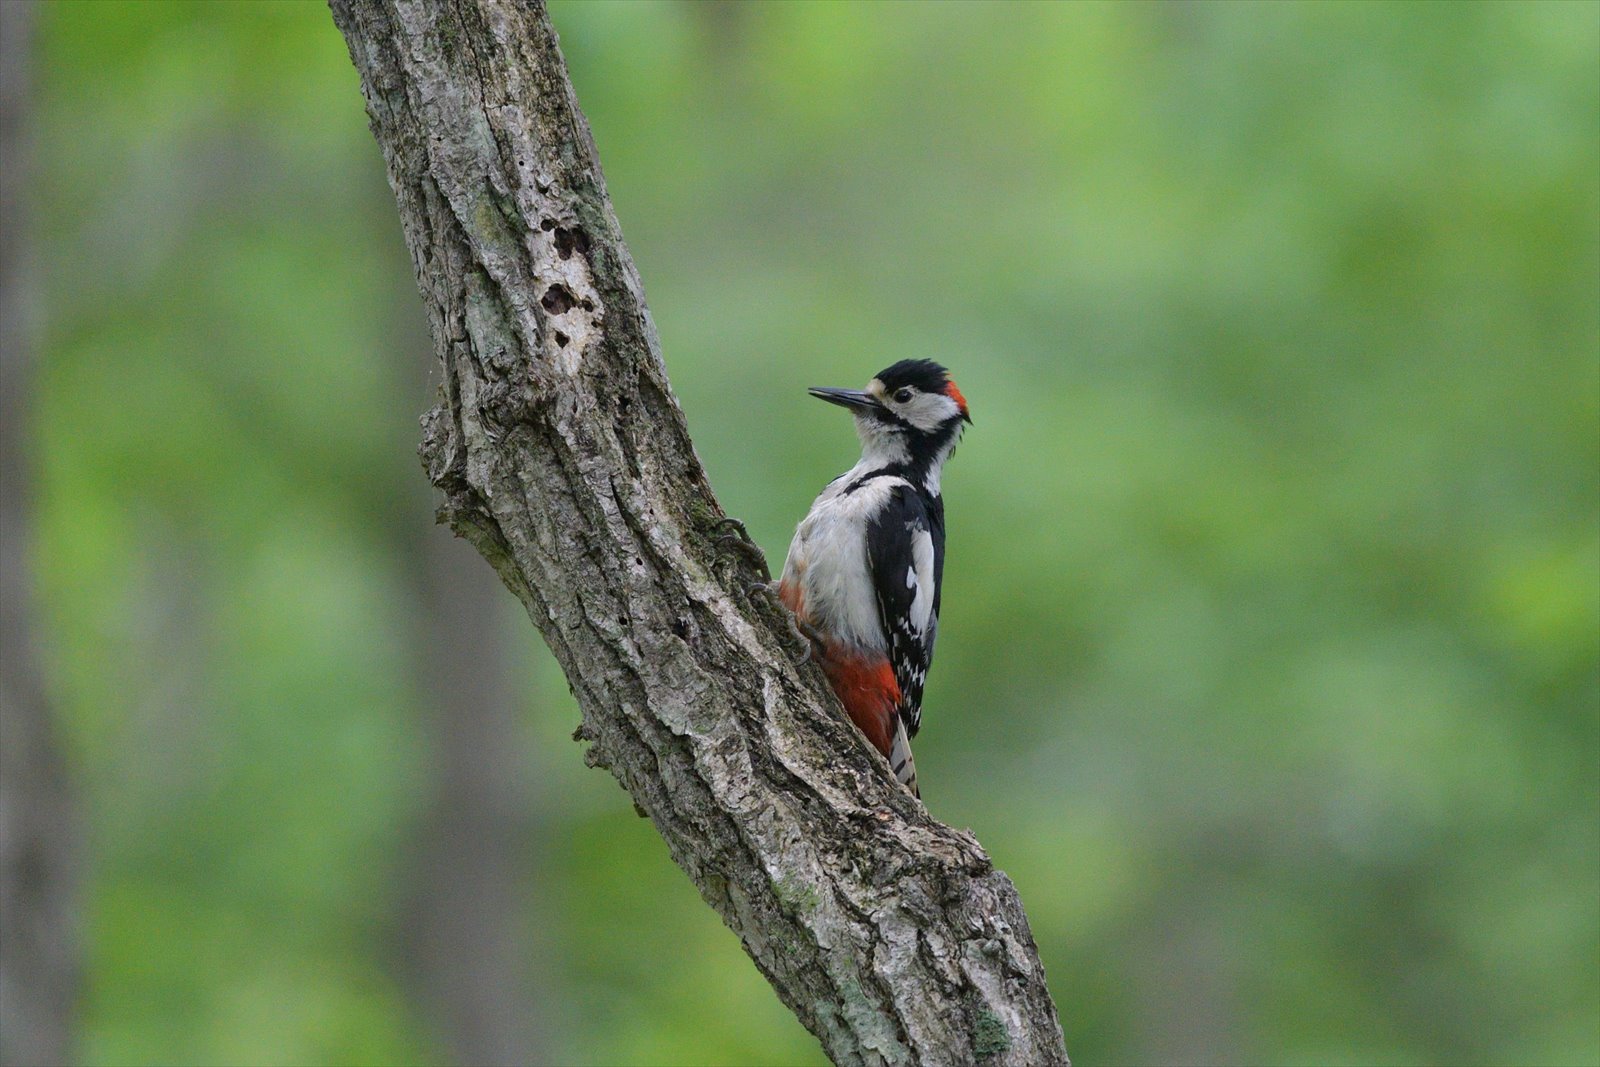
743,580 -> 814,665
712,517 -> 771,581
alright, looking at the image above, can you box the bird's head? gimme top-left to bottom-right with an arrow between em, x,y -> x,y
809,359 -> 971,473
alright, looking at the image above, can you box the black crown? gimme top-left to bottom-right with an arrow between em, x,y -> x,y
874,359 -> 951,394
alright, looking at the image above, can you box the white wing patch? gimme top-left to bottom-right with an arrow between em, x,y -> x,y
907,525 -> 935,637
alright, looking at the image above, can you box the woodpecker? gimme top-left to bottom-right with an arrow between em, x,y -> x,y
778,360 -> 971,797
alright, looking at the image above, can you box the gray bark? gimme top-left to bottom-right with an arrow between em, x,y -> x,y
328,2 -> 1068,1063
0,3 -> 80,1064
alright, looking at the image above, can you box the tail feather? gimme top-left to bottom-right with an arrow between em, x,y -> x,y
888,718 -> 919,798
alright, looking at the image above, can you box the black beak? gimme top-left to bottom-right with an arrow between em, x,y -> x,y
808,386 -> 880,413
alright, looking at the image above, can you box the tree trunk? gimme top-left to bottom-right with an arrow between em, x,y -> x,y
328,2 -> 1069,1063
398,433 -> 553,1067
0,3 -> 80,1064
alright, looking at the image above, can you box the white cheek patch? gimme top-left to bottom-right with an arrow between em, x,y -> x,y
900,391 -> 960,433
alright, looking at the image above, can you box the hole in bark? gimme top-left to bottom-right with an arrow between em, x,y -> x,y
580,298 -> 595,312
539,218 -> 556,231
554,331 -> 569,348
554,226 -> 590,260
671,618 -> 689,639
541,284 -> 576,314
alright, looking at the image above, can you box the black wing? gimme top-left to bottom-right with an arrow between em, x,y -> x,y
867,484 -> 945,738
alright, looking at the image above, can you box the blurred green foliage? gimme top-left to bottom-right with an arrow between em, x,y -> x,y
31,1 -> 1598,1064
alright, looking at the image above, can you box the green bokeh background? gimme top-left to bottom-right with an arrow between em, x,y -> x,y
28,1 -> 1599,1064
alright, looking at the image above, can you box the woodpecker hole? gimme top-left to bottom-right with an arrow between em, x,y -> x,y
539,218 -> 556,231
541,284 -> 576,314
554,226 -> 590,260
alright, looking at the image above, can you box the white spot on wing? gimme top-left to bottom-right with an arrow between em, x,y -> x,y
908,525 -> 935,637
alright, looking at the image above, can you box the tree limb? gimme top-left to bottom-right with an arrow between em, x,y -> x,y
328,2 -> 1069,1062
0,4 -> 80,1065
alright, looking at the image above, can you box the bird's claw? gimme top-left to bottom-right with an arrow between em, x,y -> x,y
785,616 -> 814,665
713,516 -> 754,539
742,580 -> 813,665
712,517 -> 771,581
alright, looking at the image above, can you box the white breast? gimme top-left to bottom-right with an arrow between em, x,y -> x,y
781,467 -> 908,653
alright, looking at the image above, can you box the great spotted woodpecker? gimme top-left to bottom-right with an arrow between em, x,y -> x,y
778,360 -> 971,797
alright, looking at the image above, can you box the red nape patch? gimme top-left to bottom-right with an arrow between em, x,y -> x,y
944,380 -> 971,423
819,649 -> 900,758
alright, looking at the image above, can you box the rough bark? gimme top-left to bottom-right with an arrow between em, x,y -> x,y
0,3 -> 80,1064
329,2 -> 1068,1064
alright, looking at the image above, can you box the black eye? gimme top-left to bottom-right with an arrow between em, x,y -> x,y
893,388 -> 913,403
